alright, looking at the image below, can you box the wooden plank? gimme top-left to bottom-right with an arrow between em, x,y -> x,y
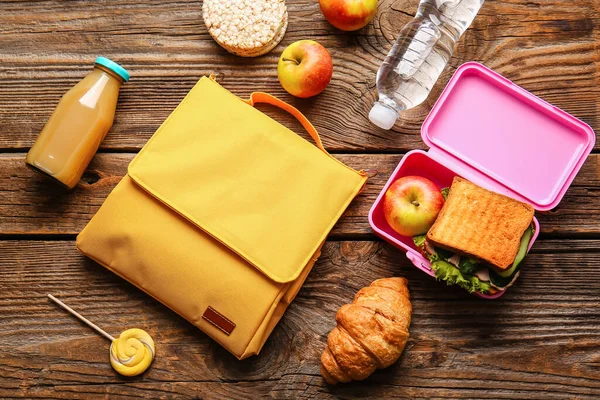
0,0 -> 597,152
1,153 -> 599,238
0,240 -> 598,399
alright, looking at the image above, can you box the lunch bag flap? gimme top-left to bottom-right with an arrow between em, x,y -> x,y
127,77 -> 366,283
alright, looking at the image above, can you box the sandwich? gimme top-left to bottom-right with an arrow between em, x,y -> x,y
413,177 -> 535,294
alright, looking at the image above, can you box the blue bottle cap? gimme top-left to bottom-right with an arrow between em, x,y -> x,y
94,56 -> 130,82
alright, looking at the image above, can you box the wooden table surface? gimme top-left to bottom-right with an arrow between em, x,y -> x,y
1,1 -> 599,399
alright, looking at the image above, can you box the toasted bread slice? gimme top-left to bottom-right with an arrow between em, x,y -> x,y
426,177 -> 534,271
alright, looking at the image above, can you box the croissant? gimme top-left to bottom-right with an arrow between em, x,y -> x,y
320,277 -> 411,384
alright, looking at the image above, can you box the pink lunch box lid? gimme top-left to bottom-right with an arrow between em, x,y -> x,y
421,62 -> 595,211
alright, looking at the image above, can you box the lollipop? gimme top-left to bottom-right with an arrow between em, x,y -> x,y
48,294 -> 155,377
109,328 -> 155,376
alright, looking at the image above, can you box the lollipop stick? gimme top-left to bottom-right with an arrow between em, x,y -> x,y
48,294 -> 115,342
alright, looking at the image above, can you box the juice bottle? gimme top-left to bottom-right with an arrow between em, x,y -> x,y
26,57 -> 129,189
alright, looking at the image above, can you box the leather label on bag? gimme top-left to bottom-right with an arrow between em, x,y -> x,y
203,306 -> 236,335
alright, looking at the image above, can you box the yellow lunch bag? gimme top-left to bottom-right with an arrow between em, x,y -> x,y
76,76 -> 367,359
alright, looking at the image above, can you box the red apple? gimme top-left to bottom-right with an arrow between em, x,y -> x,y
383,176 -> 444,236
319,0 -> 378,31
277,40 -> 333,98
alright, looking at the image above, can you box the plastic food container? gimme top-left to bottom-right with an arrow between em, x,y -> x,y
369,62 -> 595,299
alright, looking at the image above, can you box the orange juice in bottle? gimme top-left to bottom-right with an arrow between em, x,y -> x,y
26,57 -> 129,189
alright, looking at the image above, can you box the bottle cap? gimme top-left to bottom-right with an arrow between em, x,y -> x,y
94,56 -> 130,82
369,102 -> 398,130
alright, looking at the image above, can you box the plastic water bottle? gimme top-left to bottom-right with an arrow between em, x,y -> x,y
369,0 -> 485,130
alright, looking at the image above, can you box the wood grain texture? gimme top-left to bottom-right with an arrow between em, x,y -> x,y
1,0 -> 599,398
0,0 -> 597,152
0,152 -> 599,238
0,240 -> 599,399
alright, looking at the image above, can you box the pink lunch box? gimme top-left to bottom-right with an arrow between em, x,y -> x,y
368,62 -> 595,299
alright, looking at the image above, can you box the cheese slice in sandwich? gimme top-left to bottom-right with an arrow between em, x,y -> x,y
426,177 -> 534,272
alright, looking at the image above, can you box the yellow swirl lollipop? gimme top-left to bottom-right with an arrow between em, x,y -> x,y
48,294 -> 155,377
110,328 -> 155,376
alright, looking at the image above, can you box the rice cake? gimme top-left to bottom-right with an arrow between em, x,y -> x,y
203,0 -> 288,57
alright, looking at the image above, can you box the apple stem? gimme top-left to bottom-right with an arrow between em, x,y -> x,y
282,57 -> 300,65
412,200 -> 420,207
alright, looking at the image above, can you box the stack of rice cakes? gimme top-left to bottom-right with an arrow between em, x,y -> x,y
203,0 -> 288,57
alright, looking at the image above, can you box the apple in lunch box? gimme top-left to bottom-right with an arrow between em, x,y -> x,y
319,0 -> 378,31
383,176 -> 444,237
277,40 -> 333,98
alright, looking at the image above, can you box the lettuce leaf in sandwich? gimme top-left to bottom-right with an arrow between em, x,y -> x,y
413,234 -> 491,294
413,224 -> 535,294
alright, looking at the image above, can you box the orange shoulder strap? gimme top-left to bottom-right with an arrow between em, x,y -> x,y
243,92 -> 329,155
